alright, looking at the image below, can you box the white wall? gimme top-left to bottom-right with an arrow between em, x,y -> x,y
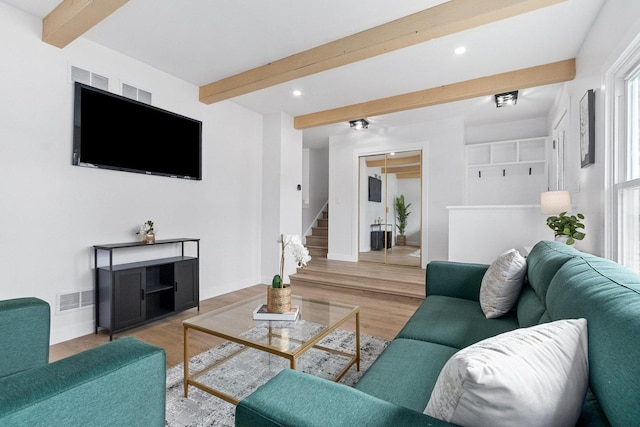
424,119 -> 466,261
260,113 -> 302,284
448,205 -> 552,264
466,117 -> 548,145
0,4 -> 265,344
548,0 -> 640,257
301,146 -> 328,237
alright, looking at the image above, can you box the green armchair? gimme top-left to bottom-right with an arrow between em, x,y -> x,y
0,297 -> 167,426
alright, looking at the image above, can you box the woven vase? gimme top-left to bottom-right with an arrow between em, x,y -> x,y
267,285 -> 291,313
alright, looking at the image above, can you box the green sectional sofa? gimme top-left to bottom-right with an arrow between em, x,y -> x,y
236,240 -> 640,426
0,297 -> 167,426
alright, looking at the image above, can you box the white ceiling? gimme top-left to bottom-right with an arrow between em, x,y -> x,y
4,0 -> 605,148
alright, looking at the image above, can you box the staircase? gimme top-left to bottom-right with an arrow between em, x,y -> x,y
305,205 -> 328,259
295,204 -> 424,300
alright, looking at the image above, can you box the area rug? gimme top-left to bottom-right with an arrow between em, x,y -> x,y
165,323 -> 389,426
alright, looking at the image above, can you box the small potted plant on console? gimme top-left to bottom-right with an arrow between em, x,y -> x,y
137,220 -> 156,244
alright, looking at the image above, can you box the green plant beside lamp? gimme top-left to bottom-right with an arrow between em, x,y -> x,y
546,212 -> 586,245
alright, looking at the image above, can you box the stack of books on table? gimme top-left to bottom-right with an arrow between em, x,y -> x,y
252,304 -> 300,321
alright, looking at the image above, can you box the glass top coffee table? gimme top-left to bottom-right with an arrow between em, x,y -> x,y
183,293 -> 360,404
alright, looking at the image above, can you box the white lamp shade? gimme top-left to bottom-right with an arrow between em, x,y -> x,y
541,191 -> 571,214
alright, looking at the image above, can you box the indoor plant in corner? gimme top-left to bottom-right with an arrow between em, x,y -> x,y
546,212 -> 586,245
394,195 -> 412,246
269,234 -> 311,313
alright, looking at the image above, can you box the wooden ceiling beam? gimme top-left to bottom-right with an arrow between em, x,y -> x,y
199,0 -> 567,104
294,59 -> 576,130
42,0 -> 129,48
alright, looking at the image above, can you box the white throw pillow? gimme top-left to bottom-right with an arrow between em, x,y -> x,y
480,248 -> 527,318
424,318 -> 589,427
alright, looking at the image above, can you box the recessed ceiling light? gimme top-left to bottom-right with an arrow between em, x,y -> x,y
292,90 -> 302,97
454,46 -> 466,55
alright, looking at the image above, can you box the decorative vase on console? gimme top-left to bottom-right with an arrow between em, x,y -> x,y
268,234 -> 311,313
137,220 -> 156,244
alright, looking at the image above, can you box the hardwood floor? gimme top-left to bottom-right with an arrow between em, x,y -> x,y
50,265 -> 425,368
358,244 -> 421,267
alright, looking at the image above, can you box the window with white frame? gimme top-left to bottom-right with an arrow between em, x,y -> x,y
613,61 -> 640,273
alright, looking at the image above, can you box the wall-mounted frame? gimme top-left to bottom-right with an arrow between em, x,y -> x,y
580,89 -> 595,168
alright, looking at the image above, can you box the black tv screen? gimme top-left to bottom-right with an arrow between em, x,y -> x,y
368,176 -> 382,202
72,82 -> 202,180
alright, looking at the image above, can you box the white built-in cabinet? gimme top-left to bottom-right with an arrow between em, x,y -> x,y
465,137 -> 548,205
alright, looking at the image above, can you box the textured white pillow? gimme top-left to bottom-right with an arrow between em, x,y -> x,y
480,248 -> 527,318
424,318 -> 589,427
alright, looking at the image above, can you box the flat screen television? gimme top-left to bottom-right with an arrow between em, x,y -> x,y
368,176 -> 382,202
72,82 -> 202,180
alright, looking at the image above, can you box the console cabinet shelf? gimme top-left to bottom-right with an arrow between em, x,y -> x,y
94,238 -> 199,340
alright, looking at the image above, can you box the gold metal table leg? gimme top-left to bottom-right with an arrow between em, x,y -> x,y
356,311 -> 361,371
184,325 -> 189,397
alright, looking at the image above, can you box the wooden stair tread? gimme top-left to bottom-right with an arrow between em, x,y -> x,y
292,271 -> 422,290
291,274 -> 424,300
301,259 -> 423,284
306,204 -> 329,258
290,258 -> 425,300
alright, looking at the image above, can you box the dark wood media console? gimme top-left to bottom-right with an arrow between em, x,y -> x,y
94,238 -> 199,340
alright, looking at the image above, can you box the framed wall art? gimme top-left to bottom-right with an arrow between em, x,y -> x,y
580,89 -> 595,168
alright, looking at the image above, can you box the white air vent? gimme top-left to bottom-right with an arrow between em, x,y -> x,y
70,65 -> 109,91
122,83 -> 137,99
80,289 -> 95,308
71,66 -> 90,85
92,74 -> 109,90
56,289 -> 94,314
122,82 -> 152,104
138,89 -> 152,104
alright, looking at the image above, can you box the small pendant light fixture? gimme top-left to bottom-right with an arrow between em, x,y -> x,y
494,90 -> 518,108
349,118 -> 369,130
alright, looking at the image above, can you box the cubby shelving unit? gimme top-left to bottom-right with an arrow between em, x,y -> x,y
465,137 -> 548,205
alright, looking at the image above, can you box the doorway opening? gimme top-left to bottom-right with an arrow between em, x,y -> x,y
358,150 -> 422,267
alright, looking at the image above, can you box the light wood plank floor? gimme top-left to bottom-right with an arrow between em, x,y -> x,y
50,282 -> 423,368
358,244 -> 421,267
